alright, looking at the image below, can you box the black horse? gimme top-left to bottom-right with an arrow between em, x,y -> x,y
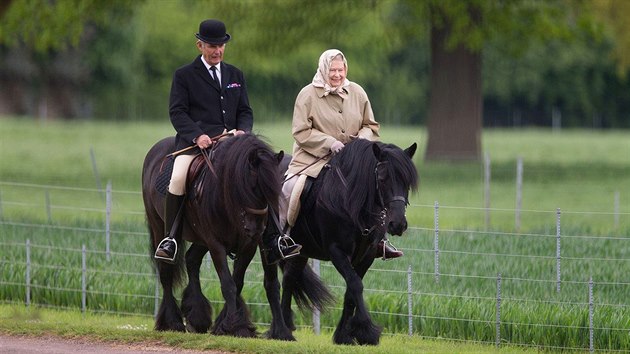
142,133 -> 293,340
279,139 -> 418,345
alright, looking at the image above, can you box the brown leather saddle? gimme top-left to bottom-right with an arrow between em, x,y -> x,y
155,152 -> 211,200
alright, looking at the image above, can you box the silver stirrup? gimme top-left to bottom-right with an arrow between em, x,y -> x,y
154,237 -> 178,263
278,235 -> 301,259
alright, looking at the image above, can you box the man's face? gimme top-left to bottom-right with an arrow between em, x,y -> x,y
197,41 -> 225,66
328,59 -> 346,88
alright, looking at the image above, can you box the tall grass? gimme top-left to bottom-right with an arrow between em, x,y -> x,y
1,117 -> 629,350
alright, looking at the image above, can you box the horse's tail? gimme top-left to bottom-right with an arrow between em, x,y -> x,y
284,260 -> 335,313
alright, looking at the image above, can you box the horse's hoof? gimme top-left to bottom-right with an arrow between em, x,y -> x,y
350,318 -> 382,346
264,328 -> 296,341
333,329 -> 354,345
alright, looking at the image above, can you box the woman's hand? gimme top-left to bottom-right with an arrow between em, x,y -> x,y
331,140 -> 345,154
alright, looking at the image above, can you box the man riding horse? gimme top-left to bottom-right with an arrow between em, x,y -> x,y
154,19 -> 300,264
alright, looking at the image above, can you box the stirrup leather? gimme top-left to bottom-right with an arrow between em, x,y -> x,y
381,239 -> 398,261
154,237 -> 178,263
278,235 -> 301,259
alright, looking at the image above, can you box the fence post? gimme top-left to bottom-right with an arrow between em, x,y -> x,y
496,273 -> 502,348
484,153 -> 491,229
82,245 -> 87,313
407,265 -> 413,336
45,190 -> 52,223
614,191 -> 620,229
589,277 -> 594,353
26,239 -> 31,307
0,189 -> 3,220
105,180 -> 112,261
90,147 -> 104,199
434,201 -> 440,282
515,156 -> 523,233
556,208 -> 561,293
312,259 -> 321,335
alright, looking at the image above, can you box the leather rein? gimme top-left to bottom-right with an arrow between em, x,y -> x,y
186,132 -> 269,218
327,159 -> 406,237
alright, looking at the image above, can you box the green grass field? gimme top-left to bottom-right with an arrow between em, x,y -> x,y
1,117 -> 629,352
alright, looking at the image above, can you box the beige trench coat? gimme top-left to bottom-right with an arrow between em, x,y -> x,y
287,81 -> 380,177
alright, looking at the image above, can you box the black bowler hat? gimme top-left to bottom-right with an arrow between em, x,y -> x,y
195,19 -> 231,44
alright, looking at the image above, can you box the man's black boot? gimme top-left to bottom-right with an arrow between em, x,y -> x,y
154,192 -> 185,263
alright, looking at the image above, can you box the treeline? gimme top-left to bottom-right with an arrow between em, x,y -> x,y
1,0 -> 628,128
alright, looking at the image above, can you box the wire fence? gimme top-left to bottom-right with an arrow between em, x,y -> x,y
1,180 -> 629,352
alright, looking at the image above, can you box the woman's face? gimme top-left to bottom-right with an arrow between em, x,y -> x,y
327,59 -> 346,88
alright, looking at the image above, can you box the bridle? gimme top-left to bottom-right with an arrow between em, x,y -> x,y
329,159 -> 406,237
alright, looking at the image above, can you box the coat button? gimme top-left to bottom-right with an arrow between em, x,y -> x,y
222,110 -> 226,114
339,110 -> 342,113
341,129 -> 345,133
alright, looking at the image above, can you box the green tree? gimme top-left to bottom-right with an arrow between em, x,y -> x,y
417,0 -> 599,161
0,0 -> 140,119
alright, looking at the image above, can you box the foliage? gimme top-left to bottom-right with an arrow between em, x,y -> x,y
0,0 -> 629,127
0,0 -> 138,52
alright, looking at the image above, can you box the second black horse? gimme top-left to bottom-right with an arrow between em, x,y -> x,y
279,139 -> 419,345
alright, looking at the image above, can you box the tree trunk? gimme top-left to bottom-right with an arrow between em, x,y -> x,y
425,19 -> 482,161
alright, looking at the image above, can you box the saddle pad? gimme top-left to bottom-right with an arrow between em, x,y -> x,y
155,156 -> 174,195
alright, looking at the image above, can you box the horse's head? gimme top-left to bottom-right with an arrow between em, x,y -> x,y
318,139 -> 418,239
217,134 -> 284,239
373,142 -> 418,236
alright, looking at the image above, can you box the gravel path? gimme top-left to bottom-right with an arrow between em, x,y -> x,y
0,334 -> 228,354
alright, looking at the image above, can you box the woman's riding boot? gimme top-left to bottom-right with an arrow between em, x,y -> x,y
154,192 -> 185,263
375,237 -> 403,260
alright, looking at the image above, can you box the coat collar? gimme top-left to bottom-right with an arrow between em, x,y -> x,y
194,55 -> 222,90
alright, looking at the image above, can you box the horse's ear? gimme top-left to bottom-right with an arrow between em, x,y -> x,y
275,150 -> 284,165
371,142 -> 382,159
405,143 -> 417,159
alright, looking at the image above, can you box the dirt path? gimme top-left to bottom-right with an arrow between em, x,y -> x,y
0,334 -> 228,354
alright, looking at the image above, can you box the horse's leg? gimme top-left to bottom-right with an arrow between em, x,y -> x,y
329,246 -> 382,345
347,255 -> 382,345
280,256 -> 309,332
215,246 -> 257,338
181,243 -> 213,333
261,253 -> 295,341
208,247 -> 247,337
154,262 -> 186,332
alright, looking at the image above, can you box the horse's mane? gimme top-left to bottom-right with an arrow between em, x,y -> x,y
317,139 -> 418,230
201,133 -> 281,228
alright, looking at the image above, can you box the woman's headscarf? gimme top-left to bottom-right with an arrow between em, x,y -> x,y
312,49 -> 350,98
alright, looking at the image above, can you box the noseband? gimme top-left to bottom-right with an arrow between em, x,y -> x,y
375,161 -> 407,208
244,205 -> 269,215
362,161 -> 407,236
